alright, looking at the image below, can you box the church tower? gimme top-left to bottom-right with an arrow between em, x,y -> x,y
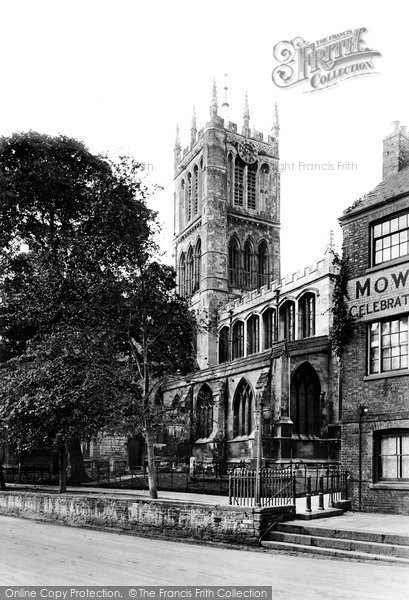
174,81 -> 281,369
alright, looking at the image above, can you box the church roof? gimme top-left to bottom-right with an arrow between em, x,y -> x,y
342,165 -> 409,219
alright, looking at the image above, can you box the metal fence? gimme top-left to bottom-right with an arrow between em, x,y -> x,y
2,465 -> 58,485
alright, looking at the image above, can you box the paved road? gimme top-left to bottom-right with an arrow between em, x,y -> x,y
0,516 -> 408,599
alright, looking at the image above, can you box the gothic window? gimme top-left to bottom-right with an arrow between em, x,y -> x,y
243,237 -> 255,289
179,252 -> 186,297
232,321 -> 244,359
260,163 -> 270,192
234,156 -> 245,206
247,314 -> 260,355
263,307 -> 276,349
299,293 -> 316,338
247,162 -> 257,210
233,379 -> 254,437
227,153 -> 234,204
196,384 -> 214,439
180,179 -> 185,225
290,363 -> 321,436
186,172 -> 192,222
186,245 -> 194,296
228,236 -> 241,287
280,301 -> 295,341
257,240 -> 269,287
219,326 -> 229,364
194,238 -> 201,292
193,165 -> 199,216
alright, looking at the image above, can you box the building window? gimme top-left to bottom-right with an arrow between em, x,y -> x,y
376,430 -> 409,480
263,307 -> 276,349
218,326 -> 229,364
179,252 -> 186,297
372,211 -> 409,266
196,385 -> 214,440
369,315 -> 408,374
232,321 -> 244,359
243,238 -> 255,289
260,163 -> 270,193
280,301 -> 295,341
186,245 -> 194,297
227,153 -> 234,204
247,163 -> 257,210
299,293 -> 316,338
290,363 -> 321,436
247,315 -> 260,355
228,236 -> 241,287
234,157 -> 244,206
257,240 -> 269,287
194,238 -> 201,292
193,165 -> 199,216
233,379 -> 253,437
186,172 -> 192,222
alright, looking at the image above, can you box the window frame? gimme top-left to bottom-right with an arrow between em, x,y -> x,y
375,429 -> 409,482
368,314 -> 409,375
371,210 -> 409,267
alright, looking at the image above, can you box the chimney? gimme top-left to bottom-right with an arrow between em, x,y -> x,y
382,121 -> 409,179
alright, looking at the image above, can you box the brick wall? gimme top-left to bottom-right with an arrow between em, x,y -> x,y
0,491 -> 294,545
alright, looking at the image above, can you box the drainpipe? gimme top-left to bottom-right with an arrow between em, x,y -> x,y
358,404 -> 368,511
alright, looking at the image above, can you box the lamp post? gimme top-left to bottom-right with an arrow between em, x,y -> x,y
358,403 -> 368,511
255,396 -> 264,507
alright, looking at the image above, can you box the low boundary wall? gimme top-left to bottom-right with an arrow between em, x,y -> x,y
0,490 -> 295,545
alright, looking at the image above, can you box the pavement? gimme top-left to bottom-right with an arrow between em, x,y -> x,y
4,482 -> 409,539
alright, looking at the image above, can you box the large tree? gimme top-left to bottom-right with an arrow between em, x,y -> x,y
0,132 -> 196,494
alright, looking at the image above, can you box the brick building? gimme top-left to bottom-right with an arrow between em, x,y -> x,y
340,120 -> 409,514
160,85 -> 341,469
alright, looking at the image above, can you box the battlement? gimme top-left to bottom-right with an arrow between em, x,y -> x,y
220,252 -> 338,320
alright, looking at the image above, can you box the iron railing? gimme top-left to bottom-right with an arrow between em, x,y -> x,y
229,467 -> 295,507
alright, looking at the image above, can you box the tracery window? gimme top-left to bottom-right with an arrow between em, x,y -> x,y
219,326 -> 229,364
247,315 -> 260,355
234,157 -> 245,206
290,363 -> 321,436
228,237 -> 241,287
247,163 -> 257,210
299,293 -> 316,338
263,307 -> 276,349
257,240 -> 269,287
196,384 -> 214,439
233,379 -> 254,437
232,321 -> 244,359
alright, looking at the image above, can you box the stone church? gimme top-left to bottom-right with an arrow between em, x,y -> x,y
158,84 -> 341,469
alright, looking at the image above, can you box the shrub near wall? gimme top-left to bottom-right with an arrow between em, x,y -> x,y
0,491 -> 295,545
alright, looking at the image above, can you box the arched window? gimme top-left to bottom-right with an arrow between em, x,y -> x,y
232,321 -> 244,359
247,314 -> 260,355
280,301 -> 295,341
194,238 -> 201,292
243,237 -> 255,289
219,326 -> 229,364
227,153 -> 234,204
260,164 -> 270,193
233,379 -> 254,437
228,236 -> 241,287
186,172 -> 192,222
299,293 -> 316,338
180,179 -> 185,226
257,240 -> 269,287
179,252 -> 186,297
247,162 -> 257,210
186,246 -> 194,297
290,363 -> 321,436
196,384 -> 214,439
263,307 -> 276,349
234,156 -> 245,206
193,165 -> 199,216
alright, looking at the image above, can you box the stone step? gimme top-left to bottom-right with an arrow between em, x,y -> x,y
260,539 -> 409,564
276,522 -> 409,547
295,507 -> 344,520
267,530 -> 409,559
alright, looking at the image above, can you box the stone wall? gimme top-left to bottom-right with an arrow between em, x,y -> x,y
0,491 -> 294,545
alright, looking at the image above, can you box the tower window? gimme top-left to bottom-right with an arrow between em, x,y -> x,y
186,245 -> 194,296
247,314 -> 260,355
194,238 -> 201,292
247,163 -> 257,210
193,165 -> 199,216
243,238 -> 255,289
257,240 -> 269,287
186,172 -> 192,222
260,164 -> 270,192
232,321 -> 244,359
234,157 -> 244,207
228,237 -> 241,287
179,252 -> 186,297
227,153 -> 234,204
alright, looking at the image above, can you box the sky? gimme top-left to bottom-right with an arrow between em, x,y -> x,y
0,1 -> 406,276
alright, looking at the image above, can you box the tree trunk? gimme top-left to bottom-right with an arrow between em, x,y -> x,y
0,462 -> 6,491
145,424 -> 157,499
68,438 -> 87,485
58,443 -> 67,493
